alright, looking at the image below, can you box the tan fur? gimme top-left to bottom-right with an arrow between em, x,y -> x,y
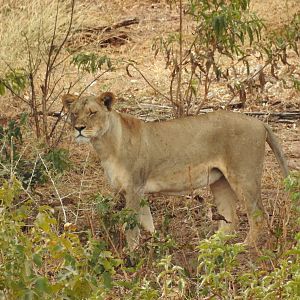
63,92 -> 289,249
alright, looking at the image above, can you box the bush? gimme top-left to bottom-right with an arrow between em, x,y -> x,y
0,173 -> 299,299
0,179 -> 123,299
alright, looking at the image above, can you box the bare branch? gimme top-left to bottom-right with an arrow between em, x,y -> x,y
39,153 -> 67,223
126,63 -> 171,102
48,0 -> 76,72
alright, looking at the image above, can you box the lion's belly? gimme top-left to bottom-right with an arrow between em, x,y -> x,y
144,164 -> 223,194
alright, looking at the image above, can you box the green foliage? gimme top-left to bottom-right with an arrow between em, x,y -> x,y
153,1 -> 299,116
0,116 -> 46,187
263,12 -> 300,59
238,232 -> 300,299
189,0 -> 264,55
0,118 -> 69,188
1,174 -> 299,299
0,70 -> 27,96
196,232 -> 245,298
285,172 -> 300,204
156,255 -> 186,298
195,231 -> 300,299
194,174 -> 300,299
0,115 -> 26,161
153,0 -> 265,115
95,193 -> 139,233
285,172 -> 300,225
71,53 -> 113,74
44,148 -> 71,173
122,279 -> 159,300
291,76 -> 300,91
0,180 -> 123,299
149,232 -> 177,258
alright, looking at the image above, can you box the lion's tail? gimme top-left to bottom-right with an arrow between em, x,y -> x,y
265,124 -> 289,177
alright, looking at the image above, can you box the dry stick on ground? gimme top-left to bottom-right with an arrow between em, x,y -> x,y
74,17 -> 139,35
68,18 -> 139,50
244,111 -> 300,123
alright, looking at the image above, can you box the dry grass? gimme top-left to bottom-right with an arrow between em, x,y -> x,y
0,1 -> 84,72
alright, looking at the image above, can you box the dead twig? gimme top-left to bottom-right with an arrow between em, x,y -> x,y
126,63 -> 173,104
75,150 -> 90,225
39,153 -> 67,223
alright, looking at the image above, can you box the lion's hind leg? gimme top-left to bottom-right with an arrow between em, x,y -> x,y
239,184 -> 266,246
210,176 -> 239,233
226,176 -> 266,247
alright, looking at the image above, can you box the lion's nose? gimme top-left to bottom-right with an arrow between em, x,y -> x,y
75,125 -> 86,132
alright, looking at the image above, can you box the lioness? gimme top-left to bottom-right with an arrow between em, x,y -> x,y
62,92 -> 289,249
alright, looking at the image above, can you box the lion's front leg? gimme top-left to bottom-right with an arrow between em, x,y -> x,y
124,190 -> 155,250
140,205 -> 155,233
125,225 -> 140,251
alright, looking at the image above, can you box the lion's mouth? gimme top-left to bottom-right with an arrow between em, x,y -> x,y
75,132 -> 90,143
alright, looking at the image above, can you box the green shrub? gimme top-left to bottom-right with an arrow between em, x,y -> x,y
1,172 -> 298,299
0,179 -> 122,299
44,148 -> 71,173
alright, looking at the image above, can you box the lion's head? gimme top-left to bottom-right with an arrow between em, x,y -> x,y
62,92 -> 116,143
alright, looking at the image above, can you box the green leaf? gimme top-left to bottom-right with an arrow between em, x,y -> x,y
72,277 -> 92,298
34,277 -> 51,294
212,15 -> 226,39
103,271 -> 113,289
0,81 -> 5,95
35,212 -> 56,232
33,253 -> 43,267
247,26 -> 253,45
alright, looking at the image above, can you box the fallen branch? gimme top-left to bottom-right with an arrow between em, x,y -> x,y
75,17 -> 139,34
243,111 -> 300,119
243,111 -> 300,123
68,18 -> 139,49
99,33 -> 129,47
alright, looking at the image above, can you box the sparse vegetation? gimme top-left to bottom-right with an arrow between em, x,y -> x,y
0,0 -> 299,299
0,0 -> 114,145
152,0 -> 300,116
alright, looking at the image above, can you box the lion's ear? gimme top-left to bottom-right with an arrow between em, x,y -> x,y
62,94 -> 78,112
98,92 -> 116,111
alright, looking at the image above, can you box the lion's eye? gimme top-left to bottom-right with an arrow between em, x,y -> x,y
89,111 -> 96,117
